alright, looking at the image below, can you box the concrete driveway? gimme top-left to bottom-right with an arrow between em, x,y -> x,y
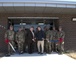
0,53 -> 76,75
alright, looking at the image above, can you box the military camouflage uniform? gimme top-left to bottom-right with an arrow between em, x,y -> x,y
5,30 -> 15,55
22,28 -> 27,53
57,31 -> 65,53
16,30 -> 25,54
43,26 -> 47,52
45,30 -> 52,53
51,30 -> 58,52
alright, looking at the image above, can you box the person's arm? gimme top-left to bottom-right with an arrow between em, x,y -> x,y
5,30 -> 8,40
13,32 -> 15,42
35,32 -> 38,40
15,32 -> 18,43
46,34 -> 50,40
62,31 -> 65,39
42,31 -> 45,40
44,32 -> 46,39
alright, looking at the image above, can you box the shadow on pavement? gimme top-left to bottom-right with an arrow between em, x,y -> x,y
0,52 -> 58,57
10,53 -> 47,57
7,52 -> 58,57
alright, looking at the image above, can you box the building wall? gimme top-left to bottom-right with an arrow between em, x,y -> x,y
0,13 -> 76,53
0,15 -> 8,52
59,15 -> 76,51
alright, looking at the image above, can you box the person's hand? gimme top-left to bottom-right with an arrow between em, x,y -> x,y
32,39 -> 35,42
48,40 -> 50,42
47,39 -> 50,42
46,39 -> 48,40
16,41 -> 18,43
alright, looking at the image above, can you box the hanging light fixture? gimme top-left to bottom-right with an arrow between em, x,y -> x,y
20,19 -> 26,25
72,18 -> 76,21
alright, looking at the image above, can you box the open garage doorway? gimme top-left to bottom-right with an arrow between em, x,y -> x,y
7,17 -> 59,55
8,17 -> 59,31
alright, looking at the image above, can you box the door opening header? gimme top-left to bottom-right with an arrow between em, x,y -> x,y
8,17 -> 59,19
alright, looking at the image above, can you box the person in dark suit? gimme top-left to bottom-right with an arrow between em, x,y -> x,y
27,26 -> 35,54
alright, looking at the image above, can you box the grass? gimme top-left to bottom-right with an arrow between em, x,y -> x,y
65,51 -> 76,59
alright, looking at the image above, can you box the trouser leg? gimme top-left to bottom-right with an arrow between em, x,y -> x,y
8,41 -> 14,55
8,44 -> 11,55
61,43 -> 64,52
58,43 -> 60,52
58,43 -> 63,54
18,42 -> 24,54
28,43 -> 31,53
46,41 -> 51,53
48,42 -> 52,53
44,40 -> 47,52
41,40 -> 44,53
23,42 -> 26,53
28,41 -> 33,53
52,42 -> 54,51
52,42 -> 58,52
46,41 -> 49,53
21,43 -> 24,52
18,43 -> 21,53
32,42 -> 35,52
37,41 -> 41,53
30,42 -> 34,53
55,42 -> 58,52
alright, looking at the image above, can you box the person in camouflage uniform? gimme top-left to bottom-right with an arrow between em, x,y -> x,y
51,26 -> 58,52
5,25 -> 15,56
43,26 -> 47,53
16,27 -> 25,54
22,27 -> 27,53
45,27 -> 52,54
57,26 -> 65,54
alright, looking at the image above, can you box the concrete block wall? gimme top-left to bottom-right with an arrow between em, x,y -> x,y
0,13 -> 76,52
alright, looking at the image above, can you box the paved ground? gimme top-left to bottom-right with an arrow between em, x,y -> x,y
0,53 -> 76,75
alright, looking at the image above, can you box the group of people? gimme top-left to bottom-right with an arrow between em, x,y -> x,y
5,25 -> 65,56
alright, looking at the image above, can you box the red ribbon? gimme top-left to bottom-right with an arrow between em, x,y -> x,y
59,38 -> 63,43
5,39 -> 10,44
